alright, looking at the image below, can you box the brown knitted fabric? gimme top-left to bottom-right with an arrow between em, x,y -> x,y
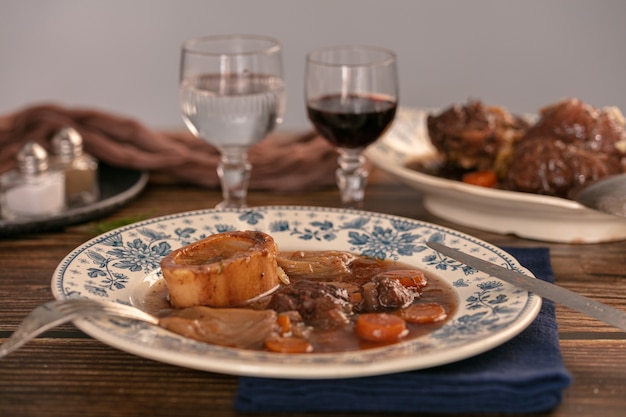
0,103 -> 339,191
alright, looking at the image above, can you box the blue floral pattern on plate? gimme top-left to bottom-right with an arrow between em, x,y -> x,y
51,206 -> 541,379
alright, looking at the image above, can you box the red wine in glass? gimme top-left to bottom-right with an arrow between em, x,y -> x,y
305,45 -> 398,207
307,93 -> 397,149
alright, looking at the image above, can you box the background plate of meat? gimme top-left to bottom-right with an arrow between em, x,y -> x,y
367,106 -> 626,243
51,206 -> 540,379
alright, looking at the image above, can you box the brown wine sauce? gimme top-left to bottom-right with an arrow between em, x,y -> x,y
144,252 -> 458,353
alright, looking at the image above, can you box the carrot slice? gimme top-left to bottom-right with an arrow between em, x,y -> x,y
349,292 -> 363,304
462,171 -> 498,188
276,314 -> 291,335
355,313 -> 408,343
399,303 -> 447,324
265,336 -> 313,354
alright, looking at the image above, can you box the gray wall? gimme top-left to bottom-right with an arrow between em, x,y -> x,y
1,0 -> 625,131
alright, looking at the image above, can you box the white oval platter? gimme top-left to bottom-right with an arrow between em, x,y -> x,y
366,107 -> 626,243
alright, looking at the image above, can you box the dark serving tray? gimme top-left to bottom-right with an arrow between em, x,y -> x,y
0,163 -> 149,236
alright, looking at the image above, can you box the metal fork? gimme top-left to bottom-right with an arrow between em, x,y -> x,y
0,298 -> 159,358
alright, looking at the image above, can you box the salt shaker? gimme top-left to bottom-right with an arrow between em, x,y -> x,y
0,142 -> 66,219
51,127 -> 100,207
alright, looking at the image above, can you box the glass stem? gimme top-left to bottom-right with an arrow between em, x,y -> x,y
336,148 -> 368,209
216,148 -> 251,209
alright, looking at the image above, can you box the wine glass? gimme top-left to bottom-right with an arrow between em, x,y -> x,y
179,34 -> 285,208
305,45 -> 398,208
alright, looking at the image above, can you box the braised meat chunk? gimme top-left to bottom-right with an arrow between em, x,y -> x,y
361,275 -> 416,311
505,98 -> 626,197
426,100 -> 530,173
504,136 -> 623,197
267,280 -> 353,327
267,270 -> 424,328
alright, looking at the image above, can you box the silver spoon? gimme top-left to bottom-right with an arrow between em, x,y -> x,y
572,174 -> 626,217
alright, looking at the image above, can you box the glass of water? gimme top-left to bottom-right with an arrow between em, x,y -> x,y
179,35 -> 286,208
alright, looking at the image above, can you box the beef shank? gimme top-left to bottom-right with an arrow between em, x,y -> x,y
505,98 -> 626,197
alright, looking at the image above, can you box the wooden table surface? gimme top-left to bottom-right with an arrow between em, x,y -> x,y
1,171 -> 626,417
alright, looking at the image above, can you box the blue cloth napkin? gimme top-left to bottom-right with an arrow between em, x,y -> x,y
234,247 -> 572,414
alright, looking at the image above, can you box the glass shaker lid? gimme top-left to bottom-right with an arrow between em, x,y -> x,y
17,142 -> 49,175
52,127 -> 84,160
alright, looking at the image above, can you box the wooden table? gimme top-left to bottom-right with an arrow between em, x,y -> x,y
1,171 -> 625,417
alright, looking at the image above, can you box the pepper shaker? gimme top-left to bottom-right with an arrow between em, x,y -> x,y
51,127 -> 100,207
0,142 -> 66,219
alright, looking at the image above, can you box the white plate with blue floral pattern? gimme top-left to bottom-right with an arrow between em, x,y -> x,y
51,206 -> 541,379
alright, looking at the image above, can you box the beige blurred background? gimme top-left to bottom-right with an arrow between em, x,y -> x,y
1,0 -> 625,131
